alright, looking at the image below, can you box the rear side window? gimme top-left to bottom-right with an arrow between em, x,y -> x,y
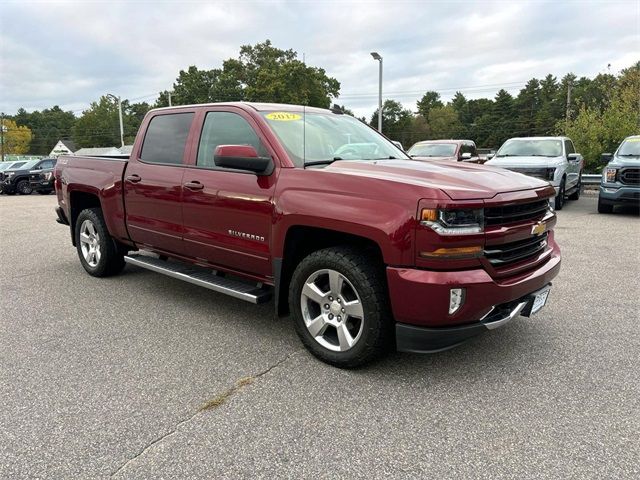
197,112 -> 267,168
141,113 -> 194,164
39,160 -> 55,169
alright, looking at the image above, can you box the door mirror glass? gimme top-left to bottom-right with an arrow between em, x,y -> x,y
213,145 -> 273,175
460,152 -> 472,160
600,153 -> 613,163
567,153 -> 579,162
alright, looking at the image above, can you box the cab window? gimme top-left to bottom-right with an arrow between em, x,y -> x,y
141,113 -> 195,164
196,112 -> 267,168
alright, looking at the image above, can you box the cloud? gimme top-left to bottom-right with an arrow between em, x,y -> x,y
0,0 -> 637,119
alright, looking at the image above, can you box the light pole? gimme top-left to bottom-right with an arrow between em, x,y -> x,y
371,52 -> 383,132
106,94 -> 125,147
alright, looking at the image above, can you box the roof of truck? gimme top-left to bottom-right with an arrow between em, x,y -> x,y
151,102 -> 333,115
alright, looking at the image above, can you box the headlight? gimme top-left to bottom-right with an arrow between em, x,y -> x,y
546,168 -> 556,180
6,172 -> 15,177
421,208 -> 484,235
603,167 -> 617,183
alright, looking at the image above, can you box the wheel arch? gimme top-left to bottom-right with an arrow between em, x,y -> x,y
68,189 -> 102,246
274,225 -> 385,317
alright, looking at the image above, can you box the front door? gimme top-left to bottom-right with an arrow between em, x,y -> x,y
181,108 -> 277,278
123,111 -> 195,255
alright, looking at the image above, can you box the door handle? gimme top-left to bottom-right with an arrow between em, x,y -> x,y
126,174 -> 142,183
184,181 -> 204,190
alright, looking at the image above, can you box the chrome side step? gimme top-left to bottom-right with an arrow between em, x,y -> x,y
124,254 -> 272,304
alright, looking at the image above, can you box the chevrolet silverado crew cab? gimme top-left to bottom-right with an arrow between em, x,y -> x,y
54,103 -> 561,367
598,135 -> 640,213
485,136 -> 583,210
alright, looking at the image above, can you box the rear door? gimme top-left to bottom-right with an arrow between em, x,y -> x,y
180,107 -> 278,278
123,111 -> 196,255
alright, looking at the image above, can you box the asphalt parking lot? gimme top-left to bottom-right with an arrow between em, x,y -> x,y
0,193 -> 638,479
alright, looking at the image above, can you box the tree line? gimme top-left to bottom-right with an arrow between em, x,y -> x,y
3,39 -> 638,172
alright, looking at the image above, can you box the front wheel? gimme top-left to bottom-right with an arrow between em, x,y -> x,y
75,208 -> 126,277
289,246 -> 392,368
16,180 -> 33,195
598,197 -> 613,214
554,179 -> 565,210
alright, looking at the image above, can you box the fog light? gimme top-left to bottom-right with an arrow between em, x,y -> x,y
449,288 -> 465,314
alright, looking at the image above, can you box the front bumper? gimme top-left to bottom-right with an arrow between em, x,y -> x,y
387,235 -> 560,329
396,287 -> 547,353
0,180 -> 15,193
599,185 -> 640,205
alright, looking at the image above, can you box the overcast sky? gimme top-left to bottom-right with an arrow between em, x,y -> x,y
1,0 -> 638,119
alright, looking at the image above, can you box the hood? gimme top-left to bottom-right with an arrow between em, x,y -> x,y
411,155 -> 457,162
324,159 -> 549,200
485,155 -> 565,168
610,155 -> 640,167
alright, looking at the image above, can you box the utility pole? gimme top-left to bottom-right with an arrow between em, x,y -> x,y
0,112 -> 5,162
565,80 -> 572,133
106,94 -> 125,148
168,92 -> 172,107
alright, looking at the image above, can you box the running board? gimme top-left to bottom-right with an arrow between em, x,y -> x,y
124,254 -> 272,304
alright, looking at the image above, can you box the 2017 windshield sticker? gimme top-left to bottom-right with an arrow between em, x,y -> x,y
266,112 -> 301,121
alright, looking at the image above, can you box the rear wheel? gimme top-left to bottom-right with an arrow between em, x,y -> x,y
289,246 -> 392,368
554,179 -> 565,210
597,197 -> 613,214
16,180 -> 33,195
75,208 -> 126,277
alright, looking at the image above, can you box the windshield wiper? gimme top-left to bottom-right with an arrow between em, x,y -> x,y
304,157 -> 344,167
367,156 -> 398,160
618,154 -> 640,157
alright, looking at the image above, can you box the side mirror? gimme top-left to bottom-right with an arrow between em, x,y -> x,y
486,153 -> 495,160
460,152 -> 472,160
391,141 -> 404,151
600,153 -> 613,163
567,153 -> 579,162
213,145 -> 273,175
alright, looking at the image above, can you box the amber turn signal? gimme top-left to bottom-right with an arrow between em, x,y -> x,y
420,208 -> 438,222
420,246 -> 482,259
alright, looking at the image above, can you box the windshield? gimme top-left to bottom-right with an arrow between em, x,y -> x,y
618,137 -> 640,156
496,139 -> 563,158
408,143 -> 457,157
261,111 -> 408,166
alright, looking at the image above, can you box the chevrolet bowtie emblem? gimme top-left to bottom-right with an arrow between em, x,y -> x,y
531,222 -> 546,235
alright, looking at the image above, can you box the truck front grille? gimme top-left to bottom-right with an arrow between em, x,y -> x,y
484,199 -> 549,226
619,168 -> 640,186
484,232 -> 548,267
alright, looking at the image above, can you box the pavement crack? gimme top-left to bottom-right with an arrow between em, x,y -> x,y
110,349 -> 303,478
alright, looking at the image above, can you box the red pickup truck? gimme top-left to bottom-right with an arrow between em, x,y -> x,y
54,102 -> 560,367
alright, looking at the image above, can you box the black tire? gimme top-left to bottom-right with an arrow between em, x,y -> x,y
568,172 -> 582,200
16,180 -> 33,195
597,197 -> 613,214
289,246 -> 392,368
554,179 -> 565,210
75,208 -> 126,277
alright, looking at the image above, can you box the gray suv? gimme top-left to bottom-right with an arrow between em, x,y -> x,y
598,135 -> 640,213
485,136 -> 583,210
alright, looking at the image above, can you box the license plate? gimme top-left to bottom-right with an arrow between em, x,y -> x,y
531,289 -> 550,314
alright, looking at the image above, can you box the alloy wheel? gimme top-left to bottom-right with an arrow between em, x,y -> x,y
300,269 -> 364,352
79,219 -> 101,267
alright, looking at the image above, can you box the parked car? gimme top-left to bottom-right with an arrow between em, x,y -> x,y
55,102 -> 560,367
29,158 -> 58,194
408,140 -> 480,163
485,136 -> 583,210
0,160 -> 29,172
598,135 -> 640,213
0,158 -> 56,195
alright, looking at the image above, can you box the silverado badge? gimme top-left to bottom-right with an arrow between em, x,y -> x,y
531,222 -> 546,235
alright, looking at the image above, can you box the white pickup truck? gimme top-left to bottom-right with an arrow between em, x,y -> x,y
485,136 -> 583,210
